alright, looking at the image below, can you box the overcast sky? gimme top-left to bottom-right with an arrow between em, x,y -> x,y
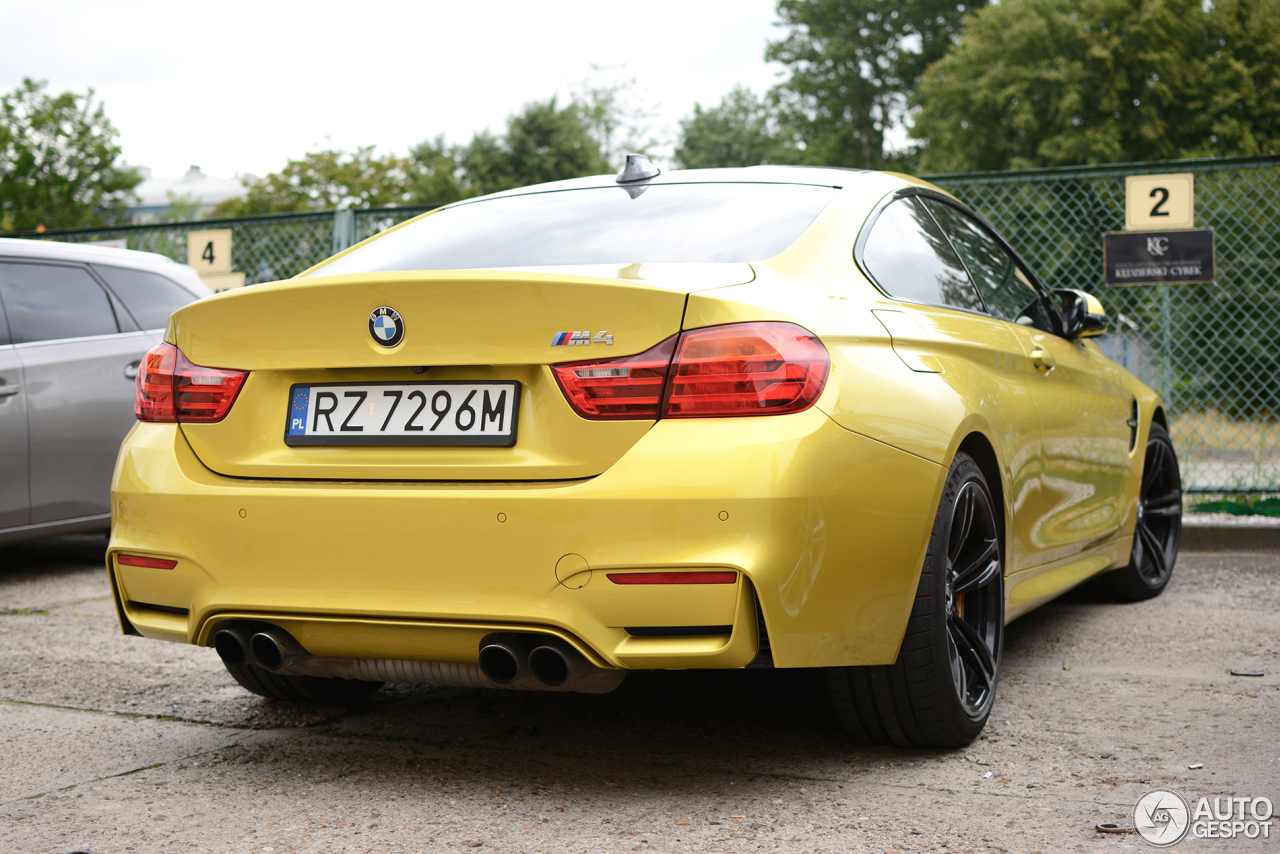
2,0 -> 788,180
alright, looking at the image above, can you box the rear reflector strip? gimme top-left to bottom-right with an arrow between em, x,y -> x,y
606,571 -> 737,585
117,555 -> 178,570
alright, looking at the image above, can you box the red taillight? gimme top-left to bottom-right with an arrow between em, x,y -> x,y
663,322 -> 829,417
117,554 -> 178,570
553,322 -> 828,421
173,349 -> 249,423
606,571 -> 738,584
134,342 -> 247,423
135,342 -> 178,421
552,336 -> 676,420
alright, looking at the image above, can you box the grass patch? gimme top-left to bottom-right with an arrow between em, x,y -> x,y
1192,496 -> 1280,516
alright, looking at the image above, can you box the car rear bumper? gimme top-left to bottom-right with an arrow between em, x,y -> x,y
109,412 -> 945,670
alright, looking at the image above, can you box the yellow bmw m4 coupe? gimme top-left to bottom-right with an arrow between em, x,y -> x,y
109,157 -> 1181,748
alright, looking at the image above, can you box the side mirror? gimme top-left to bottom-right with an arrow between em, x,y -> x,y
1055,288 -> 1108,339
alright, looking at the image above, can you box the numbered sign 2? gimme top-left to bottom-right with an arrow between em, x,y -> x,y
187,229 -> 233,274
1125,174 -> 1194,230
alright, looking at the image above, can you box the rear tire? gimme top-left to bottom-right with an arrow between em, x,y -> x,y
1095,422 -> 1181,602
223,661 -> 384,706
827,452 -> 1004,748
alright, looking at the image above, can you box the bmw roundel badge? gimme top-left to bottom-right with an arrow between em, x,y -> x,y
368,306 -> 404,347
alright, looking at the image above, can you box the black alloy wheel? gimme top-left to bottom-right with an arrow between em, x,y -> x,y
944,477 -> 1004,719
1097,422 -> 1182,601
828,452 -> 1005,748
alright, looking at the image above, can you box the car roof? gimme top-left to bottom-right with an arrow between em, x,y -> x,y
0,236 -> 179,268
464,165 -> 886,203
0,237 -> 210,297
640,164 -> 871,187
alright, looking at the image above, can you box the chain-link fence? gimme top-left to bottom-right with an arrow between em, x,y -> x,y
930,156 -> 1280,493
4,156 -> 1277,491
2,206 -> 438,286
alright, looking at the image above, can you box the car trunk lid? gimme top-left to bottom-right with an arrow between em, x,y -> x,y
172,266 -> 750,481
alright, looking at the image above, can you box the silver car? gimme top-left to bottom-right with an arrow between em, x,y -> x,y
0,239 -> 209,545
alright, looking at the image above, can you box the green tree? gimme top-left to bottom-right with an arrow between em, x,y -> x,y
0,78 -> 140,231
766,0 -> 983,168
216,96 -> 609,216
675,85 -> 791,169
478,97 -> 609,193
575,66 -> 661,166
1189,0 -> 1280,158
911,0 -> 1280,172
424,97 -> 610,199
405,135 -> 468,206
214,146 -> 412,216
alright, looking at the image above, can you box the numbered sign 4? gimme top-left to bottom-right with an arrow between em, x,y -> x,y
1125,174 -> 1194,231
187,229 -> 233,275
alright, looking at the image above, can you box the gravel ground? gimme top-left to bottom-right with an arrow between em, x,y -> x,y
0,534 -> 1276,853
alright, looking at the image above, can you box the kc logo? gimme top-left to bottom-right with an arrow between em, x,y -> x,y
1147,236 -> 1170,256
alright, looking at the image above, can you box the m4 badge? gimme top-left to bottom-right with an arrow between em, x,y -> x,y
551,331 -> 613,346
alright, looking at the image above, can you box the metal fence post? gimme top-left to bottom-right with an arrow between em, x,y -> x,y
1160,282 -> 1174,408
331,209 -> 355,255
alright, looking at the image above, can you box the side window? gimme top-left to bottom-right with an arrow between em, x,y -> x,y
93,264 -> 198,330
922,200 -> 1050,329
861,197 -> 985,313
0,262 -> 119,343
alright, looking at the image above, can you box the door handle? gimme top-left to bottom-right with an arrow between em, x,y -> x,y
1030,348 -> 1056,375
124,361 -> 141,380
0,383 -> 20,397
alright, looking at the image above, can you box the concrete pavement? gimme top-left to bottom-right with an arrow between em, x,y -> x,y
1,534 -> 1276,853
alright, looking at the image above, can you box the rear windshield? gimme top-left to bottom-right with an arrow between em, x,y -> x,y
310,183 -> 837,275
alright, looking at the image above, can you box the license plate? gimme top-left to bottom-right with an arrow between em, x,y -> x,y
284,382 -> 520,447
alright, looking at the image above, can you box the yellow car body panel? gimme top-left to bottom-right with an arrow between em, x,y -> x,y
112,403 -> 945,669
108,166 -> 1165,680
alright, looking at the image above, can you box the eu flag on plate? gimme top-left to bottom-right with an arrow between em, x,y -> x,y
288,387 -> 311,435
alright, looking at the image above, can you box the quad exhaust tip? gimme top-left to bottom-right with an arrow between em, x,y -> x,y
213,623 -> 624,694
213,625 -> 253,667
479,633 -> 597,688
528,639 -> 591,687
477,634 -> 538,684
250,629 -> 308,670
213,623 -> 307,671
